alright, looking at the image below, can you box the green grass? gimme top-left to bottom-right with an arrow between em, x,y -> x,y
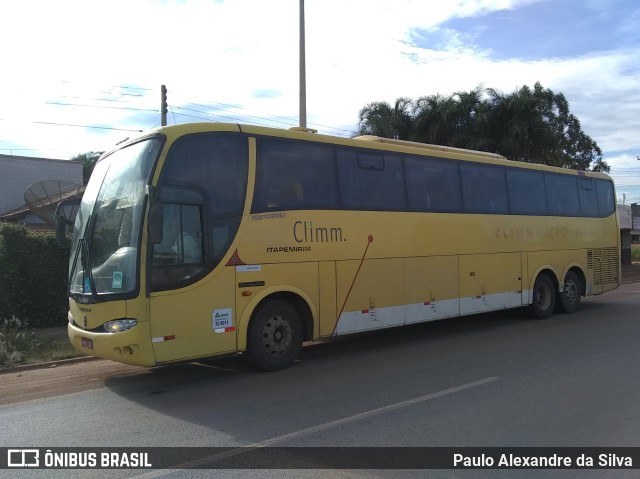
0,322 -> 84,367
632,245 -> 640,262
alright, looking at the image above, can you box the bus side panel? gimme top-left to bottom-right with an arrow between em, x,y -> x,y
459,253 -> 522,314
520,253 -> 530,305
318,261 -> 337,337
403,256 -> 459,323
335,258 -> 403,335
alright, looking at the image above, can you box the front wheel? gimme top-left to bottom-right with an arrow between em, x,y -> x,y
246,299 -> 302,371
529,274 -> 556,319
557,270 -> 582,314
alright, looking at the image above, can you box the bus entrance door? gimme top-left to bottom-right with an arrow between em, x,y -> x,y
149,267 -> 237,364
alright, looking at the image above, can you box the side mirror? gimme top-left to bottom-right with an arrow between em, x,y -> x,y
148,203 -> 164,244
54,197 -> 81,245
56,215 -> 68,245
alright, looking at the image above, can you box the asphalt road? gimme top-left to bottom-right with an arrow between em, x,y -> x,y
2,283 -> 640,479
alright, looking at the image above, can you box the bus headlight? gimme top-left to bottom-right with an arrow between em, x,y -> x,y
103,319 -> 138,333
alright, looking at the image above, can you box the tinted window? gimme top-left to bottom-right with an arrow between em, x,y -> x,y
545,173 -> 580,216
507,169 -> 547,215
151,203 -> 205,287
461,163 -> 508,214
253,139 -> 337,212
579,177 -> 599,217
164,134 -> 248,217
405,156 -> 462,212
596,179 -> 615,217
153,133 -> 248,291
337,149 -> 405,210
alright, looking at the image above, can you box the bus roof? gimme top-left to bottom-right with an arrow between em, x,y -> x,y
353,135 -> 508,161
128,122 -> 611,180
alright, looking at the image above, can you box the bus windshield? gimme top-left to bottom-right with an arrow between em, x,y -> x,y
69,138 -> 161,299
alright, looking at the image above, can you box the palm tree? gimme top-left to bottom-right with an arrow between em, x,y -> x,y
354,82 -> 607,171
450,86 -> 490,150
413,94 -> 457,145
356,97 -> 414,140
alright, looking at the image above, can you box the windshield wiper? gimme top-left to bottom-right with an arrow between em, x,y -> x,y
83,213 -> 98,299
68,237 -> 84,296
68,213 -> 98,299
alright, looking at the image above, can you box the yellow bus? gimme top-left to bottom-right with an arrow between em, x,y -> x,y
64,123 -> 620,370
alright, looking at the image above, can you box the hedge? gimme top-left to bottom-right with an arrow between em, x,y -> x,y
0,222 -> 70,328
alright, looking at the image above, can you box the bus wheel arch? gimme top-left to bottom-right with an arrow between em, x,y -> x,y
528,270 -> 558,319
244,292 -> 314,371
557,267 -> 584,314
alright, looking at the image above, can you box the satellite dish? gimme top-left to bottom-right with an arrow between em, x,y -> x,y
24,180 -> 83,225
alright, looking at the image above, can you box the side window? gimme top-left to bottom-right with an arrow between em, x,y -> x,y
507,169 -> 547,215
596,179 -> 615,217
151,203 -> 204,287
461,163 -> 508,214
545,173 -> 581,216
579,177 -> 599,217
152,134 -> 248,290
253,139 -> 337,212
164,134 -> 248,217
337,149 -> 406,210
405,155 -> 462,212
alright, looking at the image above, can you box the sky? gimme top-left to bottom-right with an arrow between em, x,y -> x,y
1,0 -> 639,203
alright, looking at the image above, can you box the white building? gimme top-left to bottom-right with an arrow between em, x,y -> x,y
0,154 -> 83,224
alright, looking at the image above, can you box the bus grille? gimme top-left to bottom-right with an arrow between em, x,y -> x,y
587,247 -> 619,285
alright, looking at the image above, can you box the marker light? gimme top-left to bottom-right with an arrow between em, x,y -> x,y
103,319 -> 138,333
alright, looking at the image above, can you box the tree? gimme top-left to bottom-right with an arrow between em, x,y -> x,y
71,151 -> 104,185
355,83 -> 608,172
356,97 -> 414,140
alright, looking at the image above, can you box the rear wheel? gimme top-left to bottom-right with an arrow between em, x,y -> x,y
529,274 -> 556,319
247,299 -> 302,371
558,270 -> 582,314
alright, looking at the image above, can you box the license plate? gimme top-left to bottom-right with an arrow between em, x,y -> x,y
81,338 -> 93,349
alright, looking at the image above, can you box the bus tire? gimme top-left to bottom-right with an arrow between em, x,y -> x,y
529,274 -> 556,319
558,270 -> 581,314
247,299 -> 303,371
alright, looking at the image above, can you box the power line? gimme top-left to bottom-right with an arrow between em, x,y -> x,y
173,94 -> 354,136
0,118 -> 143,132
171,110 -> 282,130
33,121 -> 144,132
174,105 -> 298,129
20,81 -> 355,137
46,101 -> 158,113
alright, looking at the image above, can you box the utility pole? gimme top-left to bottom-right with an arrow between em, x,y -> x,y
161,84 -> 168,126
299,0 -> 307,128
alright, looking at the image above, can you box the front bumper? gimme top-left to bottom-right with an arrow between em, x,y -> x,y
68,320 -> 156,367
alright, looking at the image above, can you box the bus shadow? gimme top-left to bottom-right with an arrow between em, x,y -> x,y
101,307 -> 547,443
104,308 -> 527,389
102,295 -> 631,450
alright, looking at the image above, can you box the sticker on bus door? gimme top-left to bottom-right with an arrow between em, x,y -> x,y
213,308 -> 234,333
